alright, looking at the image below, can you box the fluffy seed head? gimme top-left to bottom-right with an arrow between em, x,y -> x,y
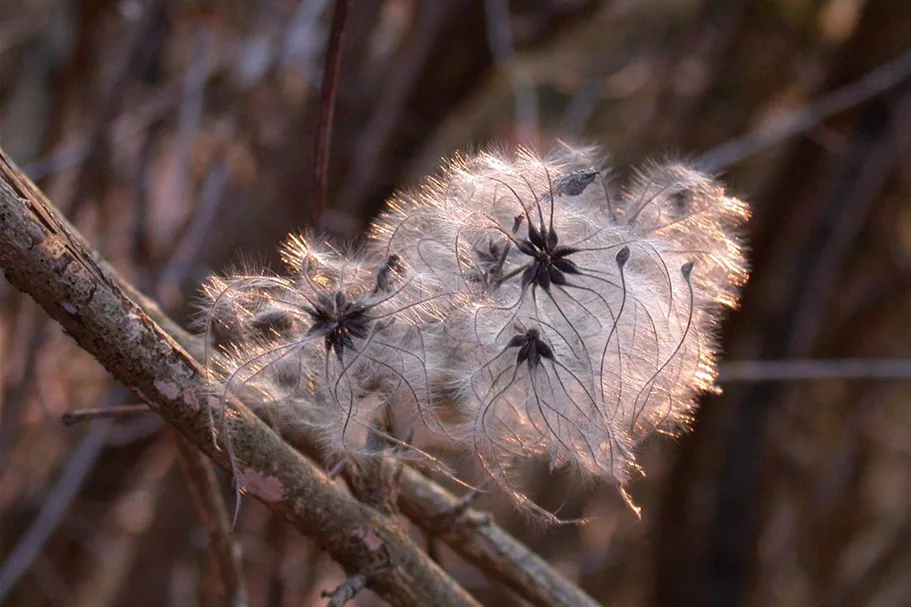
203,143 -> 750,521
199,234 -> 448,463
370,143 -> 749,519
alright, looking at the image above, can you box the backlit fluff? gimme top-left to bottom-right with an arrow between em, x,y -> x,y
203,143 -> 749,521
200,235 -> 447,462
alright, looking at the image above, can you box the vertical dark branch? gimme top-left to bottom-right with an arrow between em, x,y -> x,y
313,0 -> 350,222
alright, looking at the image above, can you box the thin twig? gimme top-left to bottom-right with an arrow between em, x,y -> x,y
0,146 -> 479,607
697,46 -> 911,169
61,404 -> 151,426
313,0 -> 350,221
322,572 -> 368,607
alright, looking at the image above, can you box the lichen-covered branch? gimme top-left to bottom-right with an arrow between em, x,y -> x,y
0,147 -> 478,607
0,145 -> 604,607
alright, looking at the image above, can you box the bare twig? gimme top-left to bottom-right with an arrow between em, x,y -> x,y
313,0 -> 350,221
322,572 -> 368,607
61,404 -> 150,425
697,46 -> 911,169
398,468 -> 602,607
0,146 -> 479,607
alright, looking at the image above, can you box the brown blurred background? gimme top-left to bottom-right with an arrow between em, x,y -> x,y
2,1 -> 910,605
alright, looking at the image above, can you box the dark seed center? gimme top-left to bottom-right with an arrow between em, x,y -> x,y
304,291 -> 372,360
517,224 -> 581,291
507,328 -> 555,371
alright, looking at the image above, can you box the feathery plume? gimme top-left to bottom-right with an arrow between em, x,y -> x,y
370,143 -> 749,519
199,234 -> 448,465
202,142 -> 749,521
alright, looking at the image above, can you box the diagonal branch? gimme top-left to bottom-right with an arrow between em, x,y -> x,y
0,146 -> 479,607
398,467 -> 603,607
0,145 -> 602,607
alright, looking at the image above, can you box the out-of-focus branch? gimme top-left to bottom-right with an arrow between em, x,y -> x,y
719,359 -> 911,382
0,147 -> 479,607
65,0 -> 169,219
61,404 -> 150,425
484,0 -> 539,139
70,437 -> 177,607
313,0 -> 350,221
0,398 -> 116,604
697,46 -> 911,169
174,432 -> 248,607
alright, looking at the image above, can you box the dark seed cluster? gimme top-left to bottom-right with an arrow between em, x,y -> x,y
304,292 -> 372,361
516,223 -> 581,291
507,328 -> 555,371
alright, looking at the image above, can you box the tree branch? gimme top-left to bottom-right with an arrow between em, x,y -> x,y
398,468 -> 602,607
174,431 -> 248,607
0,146 -> 478,607
313,0 -> 350,221
0,144 -> 602,607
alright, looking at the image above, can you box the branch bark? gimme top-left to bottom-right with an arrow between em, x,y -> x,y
0,146 -> 478,607
398,467 -> 603,607
0,145 -> 602,607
